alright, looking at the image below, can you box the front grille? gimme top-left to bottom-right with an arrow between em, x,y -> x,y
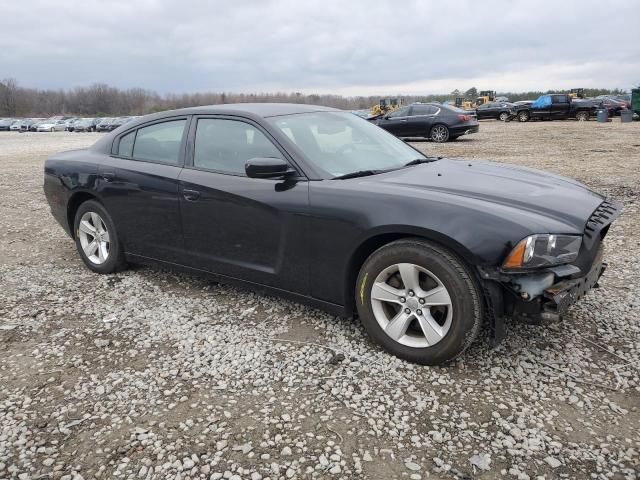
584,200 -> 621,240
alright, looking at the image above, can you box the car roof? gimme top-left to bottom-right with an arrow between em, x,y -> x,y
90,103 -> 342,154
145,103 -> 340,121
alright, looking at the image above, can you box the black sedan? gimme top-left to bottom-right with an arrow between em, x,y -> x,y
44,103 -> 621,365
73,118 -> 99,132
475,102 -> 517,121
372,103 -> 479,142
96,118 -> 114,132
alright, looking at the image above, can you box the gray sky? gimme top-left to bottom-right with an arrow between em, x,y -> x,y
2,0 -> 638,95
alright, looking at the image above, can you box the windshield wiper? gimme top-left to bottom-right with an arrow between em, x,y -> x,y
334,159 -> 441,179
404,157 -> 442,167
333,169 -> 387,180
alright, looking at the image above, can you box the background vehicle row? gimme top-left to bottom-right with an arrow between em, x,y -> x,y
0,116 -> 139,132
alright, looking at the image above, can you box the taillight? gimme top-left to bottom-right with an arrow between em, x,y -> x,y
457,114 -> 471,121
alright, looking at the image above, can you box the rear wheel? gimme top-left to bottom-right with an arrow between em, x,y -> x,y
518,111 -> 530,122
355,239 -> 482,365
73,200 -> 126,274
430,124 -> 450,143
576,111 -> 589,121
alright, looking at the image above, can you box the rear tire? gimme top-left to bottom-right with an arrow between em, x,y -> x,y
430,124 -> 450,143
355,238 -> 482,365
518,111 -> 530,122
73,200 -> 126,274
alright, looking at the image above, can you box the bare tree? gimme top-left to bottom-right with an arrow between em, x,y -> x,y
0,78 -> 628,117
0,78 -> 21,116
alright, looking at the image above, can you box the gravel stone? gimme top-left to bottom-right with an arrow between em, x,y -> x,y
544,456 -> 562,468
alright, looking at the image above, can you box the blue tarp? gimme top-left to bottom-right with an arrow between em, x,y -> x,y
531,95 -> 552,110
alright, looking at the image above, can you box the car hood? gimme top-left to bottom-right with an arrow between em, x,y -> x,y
362,159 -> 604,232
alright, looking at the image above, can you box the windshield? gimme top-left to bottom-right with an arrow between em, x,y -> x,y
268,112 -> 426,178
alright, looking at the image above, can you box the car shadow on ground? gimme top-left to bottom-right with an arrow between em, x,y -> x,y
404,137 -> 476,143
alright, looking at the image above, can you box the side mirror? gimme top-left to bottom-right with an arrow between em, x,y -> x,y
245,157 -> 293,179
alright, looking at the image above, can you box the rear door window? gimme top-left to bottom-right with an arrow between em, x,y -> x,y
410,105 -> 437,116
132,120 -> 186,165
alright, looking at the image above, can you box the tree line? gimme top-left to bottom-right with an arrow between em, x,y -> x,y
0,78 -> 630,117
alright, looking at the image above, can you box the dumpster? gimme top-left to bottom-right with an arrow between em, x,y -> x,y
620,110 -> 633,123
597,109 -> 609,123
632,88 -> 640,117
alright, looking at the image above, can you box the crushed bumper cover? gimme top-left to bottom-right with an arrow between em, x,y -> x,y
543,253 -> 605,316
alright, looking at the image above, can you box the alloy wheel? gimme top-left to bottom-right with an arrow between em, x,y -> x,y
370,263 -> 453,348
499,112 -> 509,121
78,211 -> 110,264
431,125 -> 448,142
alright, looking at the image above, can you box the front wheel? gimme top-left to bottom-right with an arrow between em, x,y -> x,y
576,111 -> 589,121
518,111 -> 530,122
74,200 -> 126,274
430,124 -> 450,143
499,112 -> 510,121
355,239 -> 482,365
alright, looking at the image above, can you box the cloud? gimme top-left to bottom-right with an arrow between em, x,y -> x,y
1,0 -> 638,94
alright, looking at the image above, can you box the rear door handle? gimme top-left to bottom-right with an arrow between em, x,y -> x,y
101,172 -> 115,182
183,189 -> 201,201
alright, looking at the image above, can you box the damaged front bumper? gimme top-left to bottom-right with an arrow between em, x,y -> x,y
543,252 -> 605,317
479,251 -> 606,346
478,198 -> 622,346
508,246 -> 605,324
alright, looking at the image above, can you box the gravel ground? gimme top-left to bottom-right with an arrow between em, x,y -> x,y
1,120 -> 638,480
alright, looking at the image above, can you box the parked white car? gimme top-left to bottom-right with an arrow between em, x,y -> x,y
37,120 -> 67,132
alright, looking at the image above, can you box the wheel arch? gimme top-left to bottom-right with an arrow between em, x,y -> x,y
343,227 -> 478,316
67,191 -> 101,238
429,122 -> 448,132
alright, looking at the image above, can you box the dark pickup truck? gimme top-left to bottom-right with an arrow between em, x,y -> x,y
516,94 -> 598,122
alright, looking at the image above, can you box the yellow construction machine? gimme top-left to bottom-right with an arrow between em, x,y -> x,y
476,90 -> 497,106
369,97 -> 404,117
455,97 -> 475,110
569,88 -> 585,99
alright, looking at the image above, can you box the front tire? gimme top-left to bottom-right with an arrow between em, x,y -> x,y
499,112 -> 510,121
355,239 -> 482,365
576,111 -> 589,121
73,200 -> 126,274
518,111 -> 530,122
430,124 -> 450,143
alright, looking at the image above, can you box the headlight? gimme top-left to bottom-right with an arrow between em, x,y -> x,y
503,234 -> 582,269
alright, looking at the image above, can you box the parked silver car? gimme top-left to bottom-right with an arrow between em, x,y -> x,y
37,120 -> 67,132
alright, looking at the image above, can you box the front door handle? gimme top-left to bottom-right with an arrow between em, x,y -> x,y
183,189 -> 201,201
101,172 -> 115,182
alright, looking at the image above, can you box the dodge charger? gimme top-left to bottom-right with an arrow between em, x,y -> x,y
43,104 -> 622,365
